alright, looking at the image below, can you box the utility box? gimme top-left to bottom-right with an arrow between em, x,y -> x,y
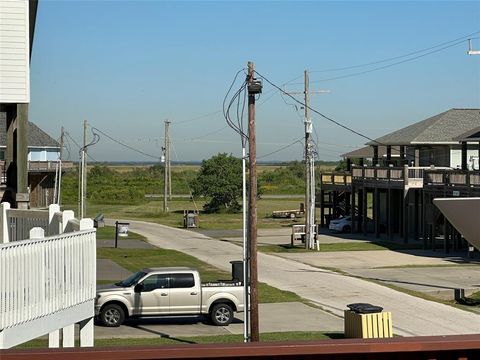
344,303 -> 392,339
183,210 -> 199,228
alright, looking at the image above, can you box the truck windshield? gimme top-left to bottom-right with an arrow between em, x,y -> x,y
115,271 -> 147,287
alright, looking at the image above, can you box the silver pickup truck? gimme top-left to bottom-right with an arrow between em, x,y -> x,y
95,267 -> 244,327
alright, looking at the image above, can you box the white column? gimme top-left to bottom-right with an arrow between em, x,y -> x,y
0,202 -> 10,243
62,324 -> 75,347
79,318 -> 94,347
48,330 -> 60,348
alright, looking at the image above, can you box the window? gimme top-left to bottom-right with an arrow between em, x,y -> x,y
170,273 -> 195,288
141,274 -> 169,292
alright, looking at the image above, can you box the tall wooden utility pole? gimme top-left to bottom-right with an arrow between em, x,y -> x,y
247,61 -> 259,342
163,119 -> 171,212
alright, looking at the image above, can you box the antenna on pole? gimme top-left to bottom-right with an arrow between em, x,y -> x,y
467,39 -> 480,55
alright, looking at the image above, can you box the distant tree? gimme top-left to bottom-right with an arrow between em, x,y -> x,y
335,158 -> 348,171
192,153 -> 242,213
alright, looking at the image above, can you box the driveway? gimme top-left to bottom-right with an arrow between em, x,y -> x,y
105,219 -> 480,337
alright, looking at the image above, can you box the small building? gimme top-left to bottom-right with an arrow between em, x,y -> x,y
319,108 -> 480,253
0,112 -> 72,208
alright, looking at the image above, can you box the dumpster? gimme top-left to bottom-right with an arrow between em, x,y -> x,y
344,303 -> 392,339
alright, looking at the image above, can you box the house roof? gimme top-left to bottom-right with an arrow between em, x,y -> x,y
366,109 -> 480,146
453,126 -> 480,142
342,145 -> 401,159
0,112 -> 60,148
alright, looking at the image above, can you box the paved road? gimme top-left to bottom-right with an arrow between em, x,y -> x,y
106,219 -> 480,337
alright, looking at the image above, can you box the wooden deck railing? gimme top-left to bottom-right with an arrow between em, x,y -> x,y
321,167 -> 480,190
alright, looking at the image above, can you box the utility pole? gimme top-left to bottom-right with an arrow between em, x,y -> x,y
57,127 -> 64,205
247,61 -> 261,342
80,120 -> 88,219
163,120 -> 171,212
286,71 -> 328,249
304,70 -> 315,250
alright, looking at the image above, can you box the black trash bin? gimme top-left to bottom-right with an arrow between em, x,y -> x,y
347,303 -> 383,314
230,260 -> 244,284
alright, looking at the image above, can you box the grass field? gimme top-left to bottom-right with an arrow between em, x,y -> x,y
64,197 -> 309,230
17,331 -> 344,348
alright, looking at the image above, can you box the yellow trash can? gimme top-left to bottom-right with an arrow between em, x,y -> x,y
344,303 -> 393,339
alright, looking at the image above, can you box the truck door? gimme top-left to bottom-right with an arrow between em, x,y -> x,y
168,273 -> 200,314
133,274 -> 169,315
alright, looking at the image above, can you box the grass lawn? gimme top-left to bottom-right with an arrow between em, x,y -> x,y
97,247 -> 303,304
16,331 -> 344,348
258,240 -> 423,253
63,197 -> 308,230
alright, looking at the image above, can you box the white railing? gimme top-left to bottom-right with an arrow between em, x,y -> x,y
0,229 -> 96,330
0,204 -> 96,349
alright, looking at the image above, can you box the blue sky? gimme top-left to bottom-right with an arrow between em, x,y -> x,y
30,1 -> 480,162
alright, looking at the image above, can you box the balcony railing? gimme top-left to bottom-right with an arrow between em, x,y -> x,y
320,166 -> 479,190
0,204 -> 96,349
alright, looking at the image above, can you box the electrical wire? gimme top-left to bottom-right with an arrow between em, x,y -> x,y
64,131 -> 98,162
223,68 -> 249,147
257,138 -> 304,160
256,70 -> 379,143
309,39 -> 472,84
309,31 -> 480,74
89,126 -> 160,160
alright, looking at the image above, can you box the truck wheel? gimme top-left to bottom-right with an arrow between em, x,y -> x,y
210,303 -> 233,326
100,304 -> 125,327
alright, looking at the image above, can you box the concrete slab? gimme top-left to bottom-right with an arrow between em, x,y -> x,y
94,302 -> 343,339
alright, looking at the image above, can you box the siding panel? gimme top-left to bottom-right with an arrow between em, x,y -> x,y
0,0 -> 29,103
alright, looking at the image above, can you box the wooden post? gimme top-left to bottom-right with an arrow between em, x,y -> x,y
247,61 -> 259,342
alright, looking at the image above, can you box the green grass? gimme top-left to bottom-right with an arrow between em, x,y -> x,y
63,198 -> 314,231
16,331 -> 344,348
97,248 -> 301,304
96,226 -> 146,241
97,248 -> 227,282
258,241 -> 422,253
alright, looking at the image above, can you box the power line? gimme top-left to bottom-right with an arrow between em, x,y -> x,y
309,31 -> 480,75
64,131 -> 98,162
89,125 -> 160,160
255,70 -> 379,143
310,39 -> 469,83
257,138 -> 303,160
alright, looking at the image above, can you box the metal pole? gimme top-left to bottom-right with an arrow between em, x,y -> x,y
57,126 -> 64,205
163,120 -> 170,212
242,146 -> 249,342
304,70 -> 314,249
247,61 -> 259,342
115,221 -> 118,248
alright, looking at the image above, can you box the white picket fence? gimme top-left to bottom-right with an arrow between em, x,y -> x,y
0,203 -> 96,349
